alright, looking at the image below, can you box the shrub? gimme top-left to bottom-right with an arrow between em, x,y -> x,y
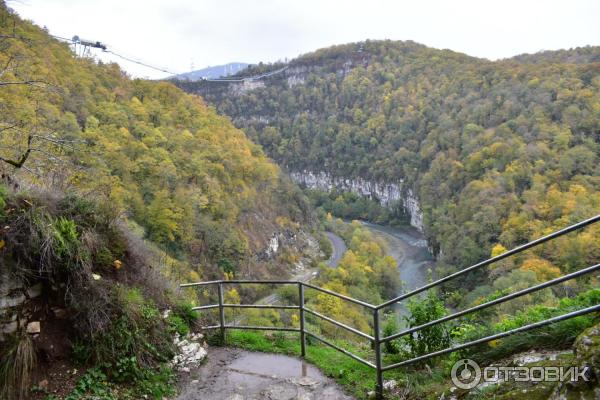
401,290 -> 451,358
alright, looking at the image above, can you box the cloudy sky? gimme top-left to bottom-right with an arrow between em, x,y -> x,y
9,0 -> 600,79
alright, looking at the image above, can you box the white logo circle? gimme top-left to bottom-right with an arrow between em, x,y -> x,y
451,359 -> 481,389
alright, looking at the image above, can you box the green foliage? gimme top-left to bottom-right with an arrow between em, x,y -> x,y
0,3 -> 312,283
0,184 -> 6,216
452,288 -> 600,362
382,314 -> 400,354
65,368 -> 115,400
315,231 -> 333,259
167,314 -> 190,336
71,340 -> 92,365
192,39 -> 600,291
172,302 -> 199,326
306,220 -> 401,338
53,217 -> 79,257
401,290 -> 451,358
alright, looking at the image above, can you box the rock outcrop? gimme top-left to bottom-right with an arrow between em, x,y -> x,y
290,170 -> 424,231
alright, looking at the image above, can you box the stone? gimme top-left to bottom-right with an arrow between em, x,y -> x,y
0,272 -> 23,297
383,379 -> 397,391
2,320 -> 18,334
568,322 -> 600,386
27,283 -> 43,298
297,377 -> 318,386
52,307 -> 68,319
0,293 -> 26,309
26,321 -> 41,334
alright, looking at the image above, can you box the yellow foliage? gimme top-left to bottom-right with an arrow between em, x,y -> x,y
225,288 -> 241,304
188,270 -> 201,282
491,244 -> 508,258
520,258 -> 562,281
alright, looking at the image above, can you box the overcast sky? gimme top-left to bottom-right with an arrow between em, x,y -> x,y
9,0 -> 600,79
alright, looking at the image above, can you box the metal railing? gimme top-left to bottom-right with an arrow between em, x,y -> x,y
181,214 -> 600,399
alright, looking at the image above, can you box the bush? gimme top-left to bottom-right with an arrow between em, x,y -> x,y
0,187 -> 187,397
401,290 -> 451,358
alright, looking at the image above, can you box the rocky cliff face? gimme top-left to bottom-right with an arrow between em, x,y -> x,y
289,170 -> 424,231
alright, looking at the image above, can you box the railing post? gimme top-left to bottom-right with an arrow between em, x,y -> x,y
373,307 -> 383,400
218,282 -> 226,344
299,282 -> 306,357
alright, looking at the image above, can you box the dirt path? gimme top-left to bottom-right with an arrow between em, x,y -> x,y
176,347 -> 353,400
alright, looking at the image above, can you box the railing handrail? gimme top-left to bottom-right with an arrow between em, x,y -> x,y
380,263 -> 600,343
377,213 -> 600,310
180,214 -> 600,399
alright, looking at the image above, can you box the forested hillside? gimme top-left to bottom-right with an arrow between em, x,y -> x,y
178,40 -> 600,293
0,3 -> 316,397
0,2 -> 314,283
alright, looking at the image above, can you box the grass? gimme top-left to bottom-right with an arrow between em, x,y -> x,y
0,334 -> 37,400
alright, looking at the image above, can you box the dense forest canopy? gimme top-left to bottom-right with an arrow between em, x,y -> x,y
180,40 -> 600,291
0,2 -> 312,282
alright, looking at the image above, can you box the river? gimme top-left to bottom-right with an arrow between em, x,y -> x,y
359,221 -> 435,319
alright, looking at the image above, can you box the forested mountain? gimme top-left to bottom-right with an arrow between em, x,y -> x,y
0,3 -> 319,397
177,40 -> 600,292
0,3 -> 314,283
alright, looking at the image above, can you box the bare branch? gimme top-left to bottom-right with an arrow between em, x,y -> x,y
0,124 -> 18,133
0,132 -> 32,167
0,80 -> 52,87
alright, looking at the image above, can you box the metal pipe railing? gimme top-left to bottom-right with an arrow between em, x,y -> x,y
180,214 -> 599,400
380,263 -> 600,343
377,214 -> 600,310
305,331 -> 376,369
304,307 -> 375,341
303,282 -> 377,309
381,304 -> 600,371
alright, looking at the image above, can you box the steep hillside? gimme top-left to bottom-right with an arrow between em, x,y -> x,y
177,40 -> 600,294
0,2 -> 315,284
0,3 -> 318,397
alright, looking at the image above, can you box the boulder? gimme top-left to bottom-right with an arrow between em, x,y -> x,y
26,321 -> 41,334
550,322 -> 600,399
26,283 -> 43,298
572,323 -> 600,379
1,320 -> 18,334
0,293 -> 26,309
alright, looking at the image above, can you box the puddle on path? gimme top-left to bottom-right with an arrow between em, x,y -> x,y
228,352 -> 322,380
177,347 -> 353,400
